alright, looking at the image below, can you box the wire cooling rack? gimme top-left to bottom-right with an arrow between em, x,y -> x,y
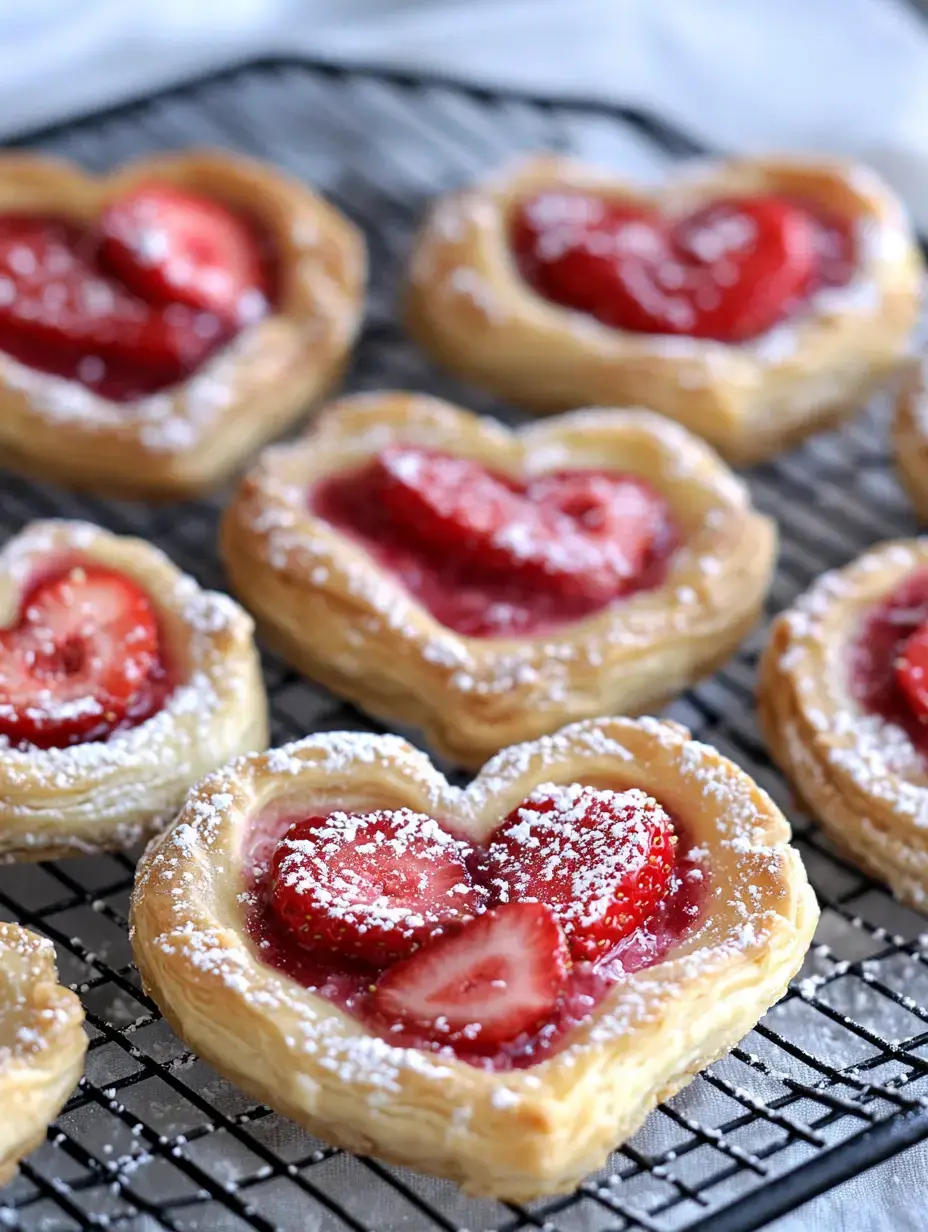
1,55 -> 927,1232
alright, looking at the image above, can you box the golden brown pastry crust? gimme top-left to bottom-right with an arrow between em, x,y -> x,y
759,538 -> 928,907
0,150 -> 366,498
0,923 -> 86,1185
221,391 -> 776,768
406,155 -> 922,465
893,358 -> 928,520
0,520 -> 268,860
129,716 -> 818,1201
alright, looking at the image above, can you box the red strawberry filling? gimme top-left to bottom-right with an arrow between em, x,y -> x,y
245,785 -> 704,1070
849,568 -> 928,755
311,448 -> 677,637
0,188 -> 275,403
0,564 -> 169,749
510,191 -> 855,343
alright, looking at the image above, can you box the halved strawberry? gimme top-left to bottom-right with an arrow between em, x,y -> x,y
527,470 -> 671,590
374,447 -> 669,606
269,808 -> 479,963
372,901 -> 569,1049
0,214 -> 217,381
0,565 -> 162,749
100,186 -> 268,324
479,784 -> 675,961
896,623 -> 928,723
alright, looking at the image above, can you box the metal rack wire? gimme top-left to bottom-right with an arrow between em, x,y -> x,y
0,56 -> 927,1232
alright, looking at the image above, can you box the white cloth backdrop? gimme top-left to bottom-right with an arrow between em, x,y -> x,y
1,1 -> 928,1228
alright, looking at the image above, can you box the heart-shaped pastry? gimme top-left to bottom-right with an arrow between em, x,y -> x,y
221,391 -> 775,766
0,520 -> 267,859
0,151 -> 365,498
406,155 -> 921,464
761,539 -> 928,906
0,923 -> 86,1185
129,716 -> 818,1199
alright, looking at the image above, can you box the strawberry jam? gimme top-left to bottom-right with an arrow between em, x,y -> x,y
0,188 -> 277,402
511,192 -> 855,343
244,787 -> 705,1070
311,448 -> 677,637
849,568 -> 928,757
0,563 -> 171,749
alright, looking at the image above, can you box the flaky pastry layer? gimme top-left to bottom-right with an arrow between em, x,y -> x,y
130,717 -> 817,1200
220,391 -> 775,767
760,539 -> 928,906
406,155 -> 922,464
0,520 -> 268,860
894,358 -> 928,520
0,923 -> 86,1185
0,150 -> 366,498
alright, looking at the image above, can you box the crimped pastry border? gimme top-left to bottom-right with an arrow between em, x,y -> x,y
129,716 -> 818,1200
0,150 -> 366,498
405,155 -> 922,464
0,922 -> 86,1185
0,520 -> 269,860
759,538 -> 928,907
220,391 -> 776,768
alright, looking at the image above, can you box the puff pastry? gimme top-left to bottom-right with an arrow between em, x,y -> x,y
130,716 -> 818,1200
894,357 -> 928,520
221,390 -> 775,768
0,519 -> 267,861
760,538 -> 928,906
406,155 -> 922,464
0,922 -> 86,1185
0,150 -> 365,498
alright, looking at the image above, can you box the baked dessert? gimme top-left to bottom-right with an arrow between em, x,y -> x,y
894,357 -> 928,520
0,519 -> 267,860
221,391 -> 775,767
406,155 -> 922,464
130,716 -> 818,1200
0,150 -> 365,498
0,922 -> 86,1184
760,538 -> 928,906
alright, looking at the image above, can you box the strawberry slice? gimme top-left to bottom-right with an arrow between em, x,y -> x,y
0,566 -> 162,749
0,214 -> 217,382
479,784 -> 675,961
372,901 -> 569,1049
269,808 -> 480,962
896,623 -> 928,723
374,447 -> 669,606
100,186 -> 268,324
512,191 -> 832,343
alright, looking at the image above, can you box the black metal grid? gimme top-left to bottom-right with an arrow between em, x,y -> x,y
0,56 -> 926,1232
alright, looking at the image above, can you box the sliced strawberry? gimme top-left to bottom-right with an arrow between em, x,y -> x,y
0,214 -> 217,382
100,186 -> 268,324
372,901 -> 568,1049
479,785 -> 675,961
269,809 -> 479,963
526,470 -> 672,591
374,447 -> 669,606
0,565 -> 162,749
512,191 -> 837,343
896,623 -> 928,723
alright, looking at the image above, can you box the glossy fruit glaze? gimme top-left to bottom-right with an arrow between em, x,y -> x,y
311,447 -> 678,637
0,562 -> 171,749
849,568 -> 928,753
510,191 -> 855,343
243,794 -> 704,1071
0,187 -> 277,402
